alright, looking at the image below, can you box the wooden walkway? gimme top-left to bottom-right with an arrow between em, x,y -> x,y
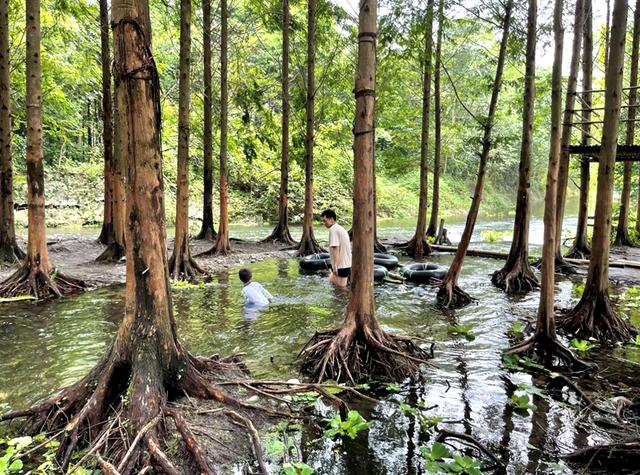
567,144 -> 640,161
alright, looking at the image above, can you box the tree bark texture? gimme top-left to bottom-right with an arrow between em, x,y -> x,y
554,0 -> 584,262
297,0 -> 324,256
405,0 -> 434,258
506,0 -> 588,370
264,0 -> 296,245
212,0 -> 231,254
560,0 -> 636,343
567,0 -> 593,259
491,0 -> 538,294
96,0 -> 126,262
0,0 -> 84,298
436,0 -> 513,309
426,0 -> 444,240
0,0 -> 23,263
169,0 -> 204,279
97,0 -> 115,246
196,0 -> 216,241
299,0 -> 430,383
613,0 -> 640,247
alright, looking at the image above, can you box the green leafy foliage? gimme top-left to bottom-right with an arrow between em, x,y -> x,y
385,382 -> 401,393
480,230 -> 510,243
420,442 -> 486,475
283,462 -> 315,475
631,334 -> 640,347
507,322 -> 524,339
569,338 -> 593,353
509,393 -> 537,413
447,323 -> 476,341
324,410 -> 370,440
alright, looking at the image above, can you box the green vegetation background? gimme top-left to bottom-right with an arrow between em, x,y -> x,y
6,0 -> 624,231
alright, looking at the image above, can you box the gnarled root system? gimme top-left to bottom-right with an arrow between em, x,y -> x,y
299,324 -> 432,384
505,333 -> 590,370
565,441 -> 640,468
558,293 -> 637,343
491,262 -> 539,294
0,262 -> 86,299
399,236 -> 432,258
436,280 -> 475,309
296,236 -> 325,257
0,352 -> 287,474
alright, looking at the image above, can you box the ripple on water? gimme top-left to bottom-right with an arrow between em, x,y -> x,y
1,254 -> 638,474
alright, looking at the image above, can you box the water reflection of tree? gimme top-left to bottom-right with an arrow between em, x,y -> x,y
277,258 -> 289,279
525,383 -> 550,473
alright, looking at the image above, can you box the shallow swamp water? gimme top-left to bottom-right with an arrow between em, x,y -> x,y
2,216 -> 640,474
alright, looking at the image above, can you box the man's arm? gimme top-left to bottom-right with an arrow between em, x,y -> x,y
330,245 -> 340,272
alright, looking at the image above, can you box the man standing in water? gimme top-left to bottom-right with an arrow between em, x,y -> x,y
321,209 -> 351,287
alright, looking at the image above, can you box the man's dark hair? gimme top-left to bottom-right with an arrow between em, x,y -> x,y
239,268 -> 252,284
321,209 -> 337,221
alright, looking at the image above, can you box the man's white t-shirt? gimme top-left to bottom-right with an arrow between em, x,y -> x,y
328,223 -> 352,270
242,281 -> 273,306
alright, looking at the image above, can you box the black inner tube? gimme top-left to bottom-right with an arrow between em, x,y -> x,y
399,263 -> 448,282
374,253 -> 399,269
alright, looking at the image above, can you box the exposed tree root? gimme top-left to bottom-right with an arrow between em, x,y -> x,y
505,333 -> 590,370
564,241 -> 591,260
195,222 -> 217,241
554,255 -> 578,274
558,292 -> 637,343
564,441 -> 640,468
491,260 -> 539,294
613,229 -> 639,248
0,352 -> 291,474
0,241 -> 25,265
374,238 -> 387,253
262,222 -> 297,246
436,429 -> 504,469
168,251 -> 205,282
96,242 -> 125,263
97,223 -> 113,246
0,262 -> 86,299
436,280 -> 475,309
296,236 -> 325,257
299,324 -> 432,383
400,235 -> 432,258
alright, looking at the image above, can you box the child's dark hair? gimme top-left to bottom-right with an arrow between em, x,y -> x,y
239,268 -> 252,283
321,209 -> 337,220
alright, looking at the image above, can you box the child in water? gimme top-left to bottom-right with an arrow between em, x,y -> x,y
239,268 -> 273,306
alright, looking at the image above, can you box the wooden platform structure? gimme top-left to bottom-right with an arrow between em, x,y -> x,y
565,86 -> 640,161
568,144 -> 640,161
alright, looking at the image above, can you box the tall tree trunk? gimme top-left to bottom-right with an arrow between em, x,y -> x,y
554,0 -> 584,266
567,0 -> 593,259
264,0 -> 296,245
0,0 -> 84,298
196,0 -> 216,241
297,0 -> 324,256
169,0 -> 204,279
0,0 -> 24,264
613,0 -> 640,247
97,0 -> 114,246
211,0 -> 231,254
426,0 -> 443,241
560,0 -> 636,343
436,0 -> 513,309
300,0 -> 430,383
0,3 -> 251,472
507,0 -> 585,368
404,0 -> 434,258
96,0 -> 125,262
491,0 -> 538,294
